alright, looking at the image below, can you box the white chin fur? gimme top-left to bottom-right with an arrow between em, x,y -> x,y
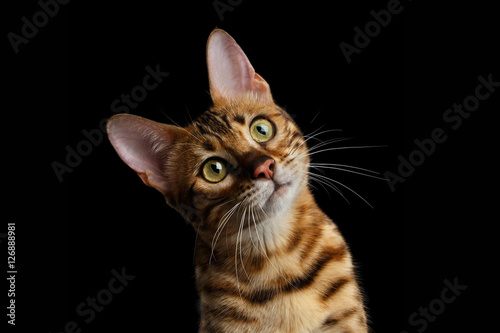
254,177 -> 301,219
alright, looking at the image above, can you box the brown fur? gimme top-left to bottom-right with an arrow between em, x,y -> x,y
107,29 -> 368,332
188,98 -> 366,333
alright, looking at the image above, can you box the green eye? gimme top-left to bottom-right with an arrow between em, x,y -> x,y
250,118 -> 274,143
202,159 -> 227,183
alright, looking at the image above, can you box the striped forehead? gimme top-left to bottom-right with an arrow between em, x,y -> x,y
192,103 -> 291,136
189,105 -> 301,155
192,109 -> 240,142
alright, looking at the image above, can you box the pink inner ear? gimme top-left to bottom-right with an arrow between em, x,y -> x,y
107,114 -> 174,193
108,116 -> 163,175
207,29 -> 272,103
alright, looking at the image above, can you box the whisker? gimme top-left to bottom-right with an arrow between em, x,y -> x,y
247,204 -> 259,253
305,169 -> 374,208
304,137 -> 352,154
287,125 -> 328,156
310,164 -> 388,181
302,123 -> 342,142
303,128 -> 344,142
184,105 -> 195,125
289,130 -> 345,156
301,171 -> 349,204
211,204 -> 236,254
292,138 -> 352,161
158,106 -> 203,143
212,202 -> 240,244
299,170 -> 333,199
303,124 -> 326,139
310,162 -> 380,175
210,200 -> 242,264
239,204 -> 253,285
294,144 -> 387,162
235,199 -> 250,297
320,174 -> 374,209
308,110 -> 322,126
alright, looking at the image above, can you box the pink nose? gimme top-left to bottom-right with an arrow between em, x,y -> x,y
253,158 -> 275,179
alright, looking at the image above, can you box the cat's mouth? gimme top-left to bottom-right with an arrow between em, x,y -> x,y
272,181 -> 291,196
252,164 -> 301,212
265,179 -> 293,205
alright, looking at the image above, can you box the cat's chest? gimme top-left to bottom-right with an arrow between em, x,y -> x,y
198,287 -> 332,333
196,243 -> 351,332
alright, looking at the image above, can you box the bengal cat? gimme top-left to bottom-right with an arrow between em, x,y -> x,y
107,29 -> 369,333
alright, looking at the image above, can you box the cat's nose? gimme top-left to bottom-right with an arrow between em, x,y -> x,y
253,158 -> 275,180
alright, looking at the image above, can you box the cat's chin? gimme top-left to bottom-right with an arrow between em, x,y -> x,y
269,181 -> 292,201
261,179 -> 298,216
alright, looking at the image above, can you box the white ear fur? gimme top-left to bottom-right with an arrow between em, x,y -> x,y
207,29 -> 272,105
106,114 -> 179,194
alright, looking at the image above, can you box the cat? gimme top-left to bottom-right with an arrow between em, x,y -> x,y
107,29 -> 368,333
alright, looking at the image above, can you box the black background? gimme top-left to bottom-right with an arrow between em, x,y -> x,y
5,0 -> 498,332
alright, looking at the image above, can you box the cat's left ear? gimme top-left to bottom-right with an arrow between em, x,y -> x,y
207,29 -> 273,106
107,114 -> 183,196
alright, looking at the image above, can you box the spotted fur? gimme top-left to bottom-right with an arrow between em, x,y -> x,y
107,29 -> 368,332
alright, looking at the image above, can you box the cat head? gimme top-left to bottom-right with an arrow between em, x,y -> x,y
107,29 -> 310,238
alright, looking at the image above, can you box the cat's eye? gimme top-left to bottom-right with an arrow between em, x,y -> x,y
250,118 -> 274,143
202,159 -> 228,183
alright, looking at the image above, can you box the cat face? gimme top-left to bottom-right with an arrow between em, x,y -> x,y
107,29 -> 310,239
185,99 -> 308,228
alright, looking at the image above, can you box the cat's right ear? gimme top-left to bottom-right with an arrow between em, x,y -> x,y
206,29 -> 273,106
106,114 -> 182,195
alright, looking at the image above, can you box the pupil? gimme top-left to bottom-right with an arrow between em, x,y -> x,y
257,124 -> 268,135
211,163 -> 221,174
